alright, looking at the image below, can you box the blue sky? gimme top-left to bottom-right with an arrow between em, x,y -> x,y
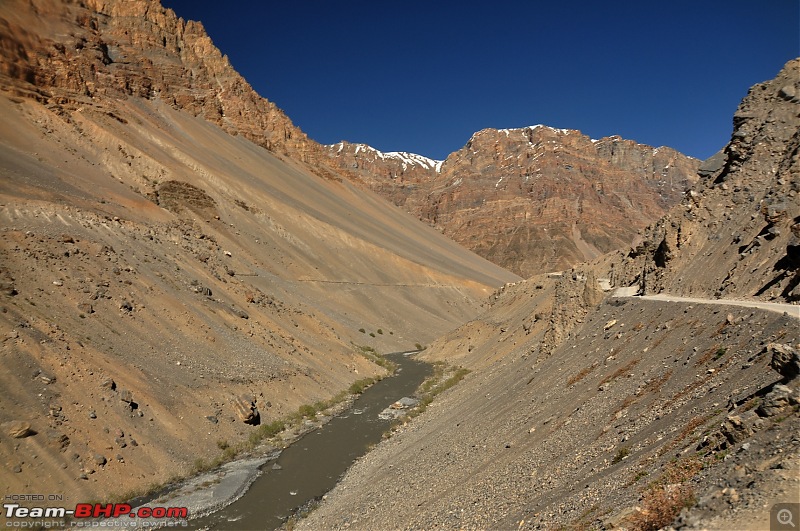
161,1 -> 798,161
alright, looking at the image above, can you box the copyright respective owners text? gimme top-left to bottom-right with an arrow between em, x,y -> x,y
773,503 -> 800,531
2,495 -> 189,528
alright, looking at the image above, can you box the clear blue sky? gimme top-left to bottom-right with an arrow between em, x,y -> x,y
161,0 -> 798,161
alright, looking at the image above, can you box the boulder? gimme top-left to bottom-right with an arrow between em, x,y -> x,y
233,395 -> 259,425
756,385 -> 794,417
767,343 -> 800,381
5,421 -> 35,438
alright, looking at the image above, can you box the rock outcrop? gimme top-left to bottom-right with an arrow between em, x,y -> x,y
616,59 -> 800,304
0,0 -> 313,159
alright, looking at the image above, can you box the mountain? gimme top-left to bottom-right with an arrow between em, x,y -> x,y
0,0 -> 700,280
323,126 -> 700,277
298,60 -> 800,530
0,0 -> 518,501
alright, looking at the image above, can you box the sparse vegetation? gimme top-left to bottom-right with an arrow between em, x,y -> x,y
627,485 -> 696,531
385,362 -> 470,436
599,358 -> 640,386
567,363 -> 597,386
626,457 -> 702,530
612,446 -> 630,464
349,377 -> 377,395
695,343 -> 725,366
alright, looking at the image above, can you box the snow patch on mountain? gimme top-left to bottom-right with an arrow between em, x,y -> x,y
330,142 -> 443,172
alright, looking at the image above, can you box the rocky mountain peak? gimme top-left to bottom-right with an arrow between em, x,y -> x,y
0,0 -> 312,158
324,121 -> 699,277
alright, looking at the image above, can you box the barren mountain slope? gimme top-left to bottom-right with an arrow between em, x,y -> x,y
324,128 -> 700,277
0,1 -> 518,504
299,61 -> 800,530
0,0 -> 701,280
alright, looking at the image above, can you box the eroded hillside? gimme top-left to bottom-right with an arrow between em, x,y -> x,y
0,1 -> 519,503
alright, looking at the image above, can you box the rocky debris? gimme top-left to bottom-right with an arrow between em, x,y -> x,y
696,149 -> 727,178
77,302 -> 94,314
46,429 -> 70,451
154,181 -> 218,218
378,397 -> 419,420
231,307 -> 249,319
4,420 -> 35,438
0,269 -> 18,296
233,395 -> 259,425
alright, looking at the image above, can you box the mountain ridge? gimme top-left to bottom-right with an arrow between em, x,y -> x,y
324,124 -> 700,276
0,0 -> 700,278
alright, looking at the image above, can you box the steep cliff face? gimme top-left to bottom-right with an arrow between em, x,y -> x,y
617,59 -> 800,303
0,0 -> 314,159
325,126 -> 699,277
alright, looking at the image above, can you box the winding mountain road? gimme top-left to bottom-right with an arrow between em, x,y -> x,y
613,288 -> 800,320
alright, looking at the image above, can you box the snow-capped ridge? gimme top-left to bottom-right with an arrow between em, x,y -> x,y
330,142 -> 444,172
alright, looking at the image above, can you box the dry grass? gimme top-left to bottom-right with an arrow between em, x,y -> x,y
694,343 -> 723,367
626,457 -> 702,530
567,363 -> 598,386
599,358 -> 641,386
627,485 -> 696,531
662,414 -> 713,453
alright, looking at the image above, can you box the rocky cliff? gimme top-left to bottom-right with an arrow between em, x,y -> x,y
324,127 -> 699,277
616,58 -> 800,304
0,0 -> 318,160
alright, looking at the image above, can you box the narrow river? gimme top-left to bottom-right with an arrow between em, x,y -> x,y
190,351 -> 431,530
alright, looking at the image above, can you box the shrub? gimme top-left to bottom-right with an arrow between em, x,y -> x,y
612,446 -> 630,464
628,485 -> 695,531
298,404 -> 316,419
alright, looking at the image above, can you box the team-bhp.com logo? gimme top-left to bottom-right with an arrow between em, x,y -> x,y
3,502 -> 188,527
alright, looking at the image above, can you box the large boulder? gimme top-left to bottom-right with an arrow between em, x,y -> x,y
233,395 -> 260,425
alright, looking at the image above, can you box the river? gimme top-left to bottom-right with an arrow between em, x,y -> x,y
190,351 -> 432,530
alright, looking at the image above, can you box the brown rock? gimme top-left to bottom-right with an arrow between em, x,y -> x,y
233,394 -> 259,425
323,129 -> 699,277
5,420 -> 34,438
767,343 -> 800,381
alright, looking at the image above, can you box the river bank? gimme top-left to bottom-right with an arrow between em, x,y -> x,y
118,351 -> 429,529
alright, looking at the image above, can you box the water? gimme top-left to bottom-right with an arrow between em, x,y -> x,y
191,351 -> 431,530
